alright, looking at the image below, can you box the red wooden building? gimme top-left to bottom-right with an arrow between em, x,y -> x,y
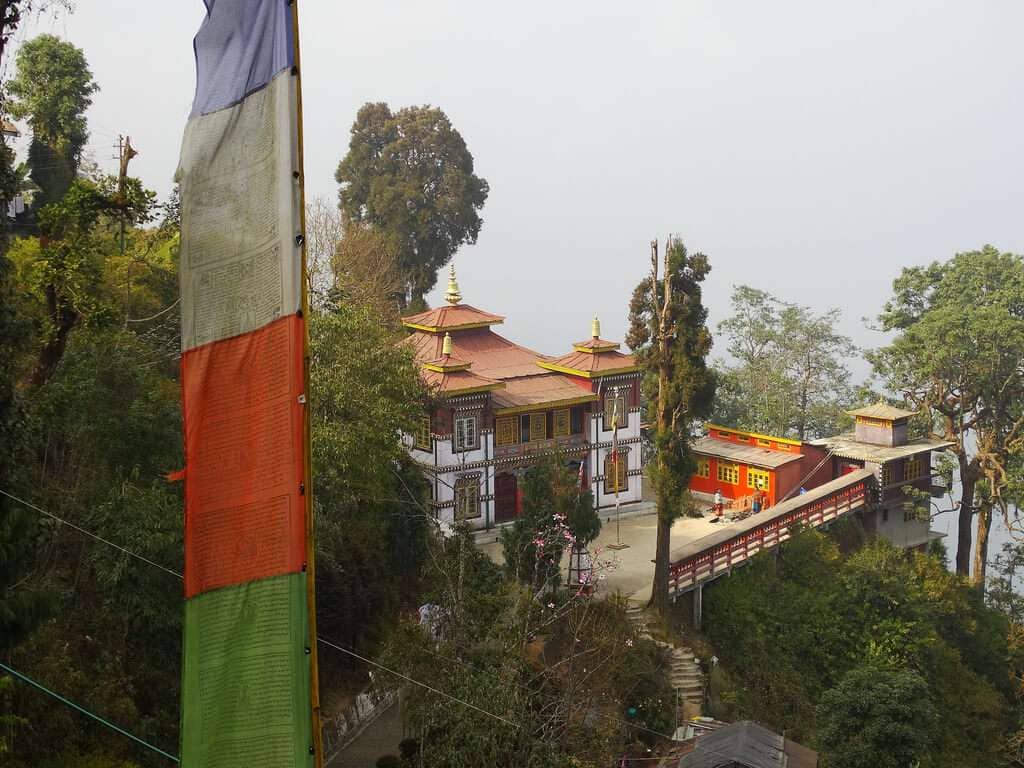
690,425 -> 810,508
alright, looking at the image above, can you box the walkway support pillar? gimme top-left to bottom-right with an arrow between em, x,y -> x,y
693,583 -> 703,631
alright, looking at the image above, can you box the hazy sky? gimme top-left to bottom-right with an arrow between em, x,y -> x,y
13,1 -> 1024,368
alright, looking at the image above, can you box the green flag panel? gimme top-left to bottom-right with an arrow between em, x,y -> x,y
181,573 -> 313,768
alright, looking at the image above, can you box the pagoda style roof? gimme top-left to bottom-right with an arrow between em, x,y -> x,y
572,336 -> 621,353
421,366 -> 503,395
492,373 -> 597,415
692,436 -> 803,470
846,401 -> 917,421
404,327 -> 549,380
536,316 -> 638,379
402,303 -> 505,333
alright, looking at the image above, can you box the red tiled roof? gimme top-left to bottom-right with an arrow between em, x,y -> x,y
402,303 -> 504,332
405,327 -> 549,381
491,374 -> 597,414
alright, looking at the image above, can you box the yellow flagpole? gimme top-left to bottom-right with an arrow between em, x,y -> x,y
290,2 -> 324,766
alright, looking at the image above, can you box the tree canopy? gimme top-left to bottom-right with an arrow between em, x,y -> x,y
869,246 -> 1024,581
703,527 -> 1014,767
335,103 -> 489,306
714,285 -> 857,440
7,33 -> 98,208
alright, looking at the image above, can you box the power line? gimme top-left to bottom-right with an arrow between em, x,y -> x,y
3,488 -> 676,745
317,636 -> 520,729
0,488 -> 183,579
125,296 -> 181,323
0,661 -> 180,763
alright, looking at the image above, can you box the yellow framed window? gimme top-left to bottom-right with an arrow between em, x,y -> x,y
747,468 -> 769,490
553,409 -> 570,437
717,462 -> 740,485
757,438 -> 772,448
414,414 -> 431,450
529,412 -> 547,443
604,450 -> 628,493
495,416 -> 519,446
904,456 -> 922,480
454,476 -> 481,520
696,458 -> 710,478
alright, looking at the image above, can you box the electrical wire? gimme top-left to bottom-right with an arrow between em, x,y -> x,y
316,636 -> 520,729
125,296 -> 181,323
0,488 -> 183,579
3,487 -> 677,744
0,661 -> 180,763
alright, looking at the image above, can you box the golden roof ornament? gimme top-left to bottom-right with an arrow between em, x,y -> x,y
445,265 -> 462,305
442,332 -> 453,356
592,315 -> 601,339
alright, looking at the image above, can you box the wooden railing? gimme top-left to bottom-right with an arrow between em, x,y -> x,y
668,470 -> 872,595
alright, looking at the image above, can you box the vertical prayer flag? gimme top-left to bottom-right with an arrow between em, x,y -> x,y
177,1 -> 318,766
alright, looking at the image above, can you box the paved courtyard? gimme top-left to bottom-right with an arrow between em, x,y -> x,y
476,501 -> 727,604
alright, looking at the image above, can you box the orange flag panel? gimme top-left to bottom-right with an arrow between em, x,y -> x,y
181,315 -> 306,598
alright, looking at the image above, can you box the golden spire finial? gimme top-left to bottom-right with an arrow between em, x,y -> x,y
592,315 -> 601,339
445,264 -> 462,305
442,332 -> 453,356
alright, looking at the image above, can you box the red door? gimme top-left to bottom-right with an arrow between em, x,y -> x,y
495,473 -> 518,523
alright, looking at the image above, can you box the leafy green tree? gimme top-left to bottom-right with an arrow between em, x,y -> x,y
870,246 -> 1024,581
627,237 -> 715,615
335,102 -> 489,306
817,664 -> 934,768
714,285 -> 857,440
310,301 -> 431,669
12,176 -> 155,387
703,529 -> 1014,766
7,33 -> 98,209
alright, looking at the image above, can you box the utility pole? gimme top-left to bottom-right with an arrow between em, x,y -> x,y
114,135 -> 138,321
113,135 -> 138,255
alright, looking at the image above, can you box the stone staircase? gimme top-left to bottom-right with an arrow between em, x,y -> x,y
625,602 -> 704,709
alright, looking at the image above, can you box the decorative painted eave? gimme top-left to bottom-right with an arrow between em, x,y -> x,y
536,359 -> 639,378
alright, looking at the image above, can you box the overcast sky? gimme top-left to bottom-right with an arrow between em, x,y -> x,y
13,1 -> 1024,368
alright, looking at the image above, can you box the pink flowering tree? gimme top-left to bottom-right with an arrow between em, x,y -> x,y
500,453 -> 601,593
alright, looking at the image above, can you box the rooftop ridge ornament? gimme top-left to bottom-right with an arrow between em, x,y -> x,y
445,264 -> 462,305
592,315 -> 601,339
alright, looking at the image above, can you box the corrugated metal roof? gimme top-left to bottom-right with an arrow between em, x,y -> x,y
809,432 -> 953,463
679,721 -> 817,768
692,436 -> 802,469
846,402 -> 917,420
